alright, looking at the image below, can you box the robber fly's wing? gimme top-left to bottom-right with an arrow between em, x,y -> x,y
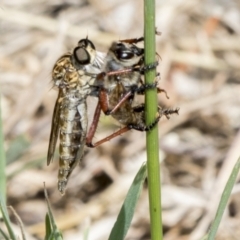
47,89 -> 64,165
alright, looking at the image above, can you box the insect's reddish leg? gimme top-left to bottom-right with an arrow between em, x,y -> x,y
86,86 -> 125,147
120,37 -> 144,44
108,91 -> 132,114
106,68 -> 133,76
98,89 -> 110,113
87,126 -> 130,148
86,86 -> 133,147
120,30 -> 160,44
98,78 -> 133,115
86,101 -> 102,147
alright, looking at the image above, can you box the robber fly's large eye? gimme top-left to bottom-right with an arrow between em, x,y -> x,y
78,39 -> 96,50
73,47 -> 91,65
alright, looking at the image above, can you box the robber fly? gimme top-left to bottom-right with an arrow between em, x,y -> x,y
86,37 -> 179,147
47,38 -> 104,194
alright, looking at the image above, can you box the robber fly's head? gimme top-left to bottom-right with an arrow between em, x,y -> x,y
109,41 -> 144,68
72,38 -> 96,67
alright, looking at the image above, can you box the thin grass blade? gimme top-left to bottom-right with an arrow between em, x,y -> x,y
44,185 -> 63,240
108,163 -> 147,240
0,195 -> 16,240
44,213 -> 53,240
207,157 -> 240,240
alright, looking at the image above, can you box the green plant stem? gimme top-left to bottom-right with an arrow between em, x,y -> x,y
144,0 -> 163,240
0,94 -> 6,202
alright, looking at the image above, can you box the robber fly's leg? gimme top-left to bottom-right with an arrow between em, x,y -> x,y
86,101 -> 102,147
86,126 -> 130,148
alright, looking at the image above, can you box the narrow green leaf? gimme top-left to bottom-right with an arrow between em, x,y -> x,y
207,157 -> 240,240
0,195 -> 16,240
44,213 -> 52,240
108,163 -> 147,240
44,185 -> 63,240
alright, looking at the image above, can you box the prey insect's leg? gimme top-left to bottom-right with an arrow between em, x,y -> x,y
135,82 -> 170,99
120,28 -> 161,44
120,29 -> 161,44
157,87 -> 169,99
138,61 -> 158,74
120,37 -> 144,44
162,108 -> 180,119
128,106 -> 179,132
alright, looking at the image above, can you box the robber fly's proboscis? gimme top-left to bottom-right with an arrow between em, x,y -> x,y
48,38 -> 105,194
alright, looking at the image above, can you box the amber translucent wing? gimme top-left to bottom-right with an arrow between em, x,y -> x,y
47,89 -> 64,165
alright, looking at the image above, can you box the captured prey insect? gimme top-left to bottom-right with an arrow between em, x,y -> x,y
47,38 -> 105,194
86,37 -> 179,147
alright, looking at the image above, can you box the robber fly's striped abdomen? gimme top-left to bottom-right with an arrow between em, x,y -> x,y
58,92 -> 87,194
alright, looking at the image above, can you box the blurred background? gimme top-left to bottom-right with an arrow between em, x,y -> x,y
1,0 -> 240,239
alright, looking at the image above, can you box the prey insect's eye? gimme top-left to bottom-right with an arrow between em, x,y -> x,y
115,49 -> 134,60
113,42 -> 143,60
73,47 -> 91,65
112,42 -> 134,60
115,51 -> 134,60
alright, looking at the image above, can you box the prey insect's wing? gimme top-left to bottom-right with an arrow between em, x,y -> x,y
47,89 -> 64,165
